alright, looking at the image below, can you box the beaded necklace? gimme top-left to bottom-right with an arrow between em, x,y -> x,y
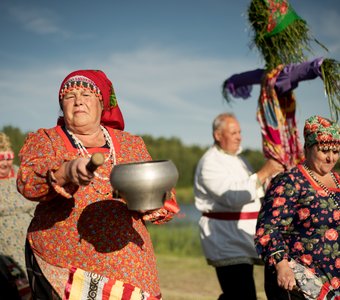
303,163 -> 340,209
66,125 -> 116,181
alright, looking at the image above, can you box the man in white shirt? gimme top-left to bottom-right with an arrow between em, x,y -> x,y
194,112 -> 283,300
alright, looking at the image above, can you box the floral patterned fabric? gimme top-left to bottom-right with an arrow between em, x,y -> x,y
257,65 -> 305,170
263,0 -> 302,38
303,115 -> 340,150
255,164 -> 340,294
17,126 -> 179,299
288,258 -> 324,300
0,165 -> 36,272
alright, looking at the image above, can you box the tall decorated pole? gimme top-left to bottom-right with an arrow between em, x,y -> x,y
222,0 -> 340,170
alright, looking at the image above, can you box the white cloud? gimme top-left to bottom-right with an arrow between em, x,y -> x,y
105,47 -> 256,112
1,45 -> 332,149
7,5 -> 70,37
100,47 -> 261,145
0,46 -> 260,147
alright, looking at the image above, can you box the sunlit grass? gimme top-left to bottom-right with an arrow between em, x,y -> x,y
175,186 -> 194,204
148,222 -> 203,257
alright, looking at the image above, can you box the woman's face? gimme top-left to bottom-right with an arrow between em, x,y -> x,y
305,144 -> 340,176
61,88 -> 103,132
0,159 -> 12,178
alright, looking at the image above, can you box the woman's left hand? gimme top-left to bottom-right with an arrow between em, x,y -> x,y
141,193 -> 180,224
275,259 -> 296,291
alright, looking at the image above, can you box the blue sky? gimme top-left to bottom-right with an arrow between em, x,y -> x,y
1,0 -> 340,150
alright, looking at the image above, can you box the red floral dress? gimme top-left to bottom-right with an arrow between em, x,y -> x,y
255,165 -> 340,292
17,126 -> 179,299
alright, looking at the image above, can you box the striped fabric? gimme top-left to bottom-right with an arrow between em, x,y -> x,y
257,65 -> 304,170
64,267 -> 162,300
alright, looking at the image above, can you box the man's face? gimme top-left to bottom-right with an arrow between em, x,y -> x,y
215,117 -> 242,155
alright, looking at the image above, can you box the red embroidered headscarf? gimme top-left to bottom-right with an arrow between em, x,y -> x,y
58,70 -> 125,130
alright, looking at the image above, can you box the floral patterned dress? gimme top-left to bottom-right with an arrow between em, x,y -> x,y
17,126 -> 178,299
0,165 -> 36,272
255,164 -> 340,293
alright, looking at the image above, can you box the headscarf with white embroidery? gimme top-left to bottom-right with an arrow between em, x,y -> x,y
58,70 -> 125,130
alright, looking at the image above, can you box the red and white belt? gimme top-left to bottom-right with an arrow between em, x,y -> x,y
202,211 -> 259,220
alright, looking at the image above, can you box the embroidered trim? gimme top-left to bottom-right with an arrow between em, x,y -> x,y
64,267 -> 161,300
48,170 -> 72,199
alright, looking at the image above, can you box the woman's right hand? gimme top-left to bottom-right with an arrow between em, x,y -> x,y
53,158 -> 95,186
275,259 -> 296,291
257,158 -> 285,184
65,158 -> 95,186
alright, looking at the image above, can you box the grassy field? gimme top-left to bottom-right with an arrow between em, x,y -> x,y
148,215 -> 267,300
156,255 -> 266,300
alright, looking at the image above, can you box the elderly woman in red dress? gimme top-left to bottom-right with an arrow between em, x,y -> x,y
17,70 -> 179,300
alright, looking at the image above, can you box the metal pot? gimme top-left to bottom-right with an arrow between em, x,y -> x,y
110,160 -> 179,211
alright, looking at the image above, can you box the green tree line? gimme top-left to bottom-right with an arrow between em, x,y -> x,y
1,126 -> 28,165
143,134 -> 271,187
3,125 -> 339,192
1,125 -> 267,186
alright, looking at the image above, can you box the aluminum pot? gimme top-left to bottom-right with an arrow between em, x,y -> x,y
110,160 -> 179,211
